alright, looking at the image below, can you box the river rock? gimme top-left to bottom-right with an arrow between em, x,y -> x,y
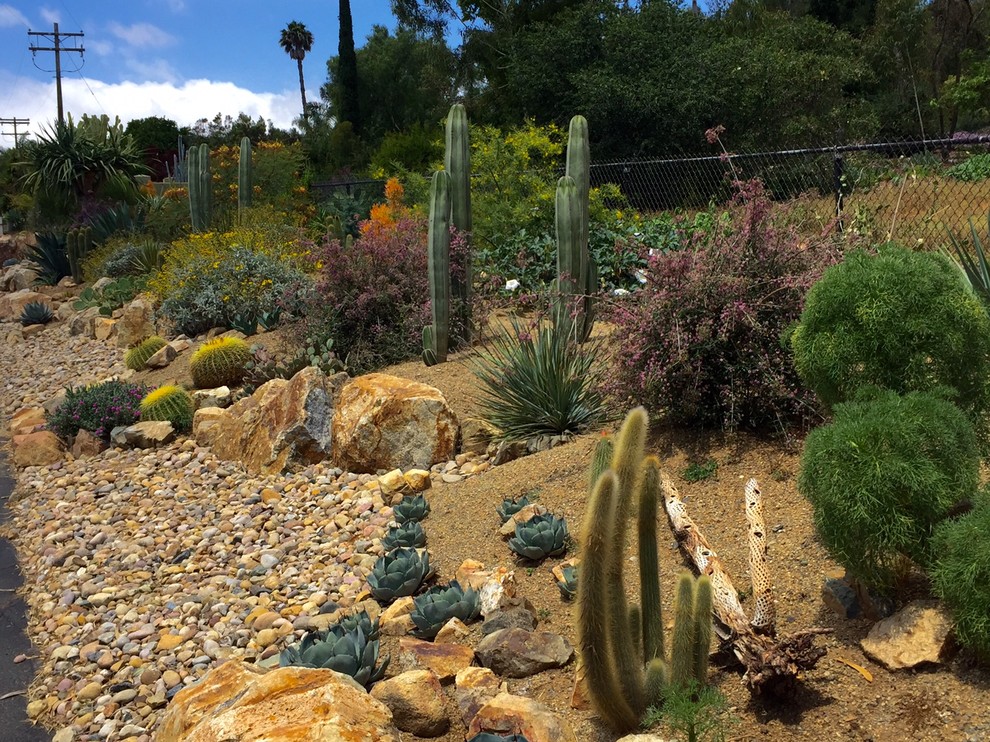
370,669 -> 449,737
476,628 -> 574,677
467,692 -> 576,742
12,431 -> 64,467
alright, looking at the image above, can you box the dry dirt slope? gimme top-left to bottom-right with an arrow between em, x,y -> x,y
379,351 -> 990,742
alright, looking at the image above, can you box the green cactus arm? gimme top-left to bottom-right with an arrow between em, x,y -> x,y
693,575 -> 714,686
555,174 -> 580,335
639,456 -> 664,663
670,573 -> 698,687
644,657 -> 670,709
577,469 -> 641,732
187,144 -> 201,231
628,603 -> 643,663
588,435 -> 613,488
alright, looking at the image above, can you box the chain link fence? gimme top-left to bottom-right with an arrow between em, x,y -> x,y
311,136 -> 990,247
591,136 -> 990,246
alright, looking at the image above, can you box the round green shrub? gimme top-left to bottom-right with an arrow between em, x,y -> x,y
798,387 -> 979,591
931,496 -> 990,662
125,336 -> 167,371
189,336 -> 252,389
139,384 -> 194,432
791,245 -> 990,437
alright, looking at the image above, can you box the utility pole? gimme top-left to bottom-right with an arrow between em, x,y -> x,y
28,23 -> 84,125
0,118 -> 30,147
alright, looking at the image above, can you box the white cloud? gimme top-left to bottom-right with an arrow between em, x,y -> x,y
39,6 -> 60,24
123,56 -> 179,84
107,21 -> 175,48
87,38 -> 115,56
0,72 -> 301,135
165,0 -> 185,11
0,4 -> 28,27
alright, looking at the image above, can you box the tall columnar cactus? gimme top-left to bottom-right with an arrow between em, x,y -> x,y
66,226 -> 92,284
187,143 -> 212,232
238,136 -> 253,221
559,115 -> 596,342
445,103 -> 472,343
423,170 -> 451,366
555,174 -> 581,337
577,408 -> 714,733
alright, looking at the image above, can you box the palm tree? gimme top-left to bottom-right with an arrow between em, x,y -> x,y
279,21 -> 314,118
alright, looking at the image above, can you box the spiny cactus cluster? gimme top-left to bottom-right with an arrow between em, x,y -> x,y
187,143 -> 212,232
578,407 -> 714,732
125,336 -> 167,371
139,384 -> 195,432
189,336 -> 252,389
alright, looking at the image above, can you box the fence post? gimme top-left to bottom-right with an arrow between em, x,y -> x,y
833,147 -> 845,232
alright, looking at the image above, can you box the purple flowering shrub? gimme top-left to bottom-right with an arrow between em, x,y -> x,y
47,380 -> 148,442
305,214 -> 431,373
610,181 -> 844,431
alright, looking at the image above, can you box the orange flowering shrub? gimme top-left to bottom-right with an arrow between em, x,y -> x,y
360,177 -> 409,238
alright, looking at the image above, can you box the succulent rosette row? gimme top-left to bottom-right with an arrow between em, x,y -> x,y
368,546 -> 432,602
383,520 -> 427,551
508,513 -> 569,561
279,623 -> 388,688
496,494 -> 531,523
410,580 -> 481,640
394,493 -> 431,524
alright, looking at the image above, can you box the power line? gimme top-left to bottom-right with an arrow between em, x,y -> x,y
27,23 -> 85,125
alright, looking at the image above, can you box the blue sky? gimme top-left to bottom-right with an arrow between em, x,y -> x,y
0,1 -> 401,136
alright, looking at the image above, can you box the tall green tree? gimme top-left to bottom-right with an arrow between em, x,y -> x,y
280,21 -> 315,118
338,0 -> 361,133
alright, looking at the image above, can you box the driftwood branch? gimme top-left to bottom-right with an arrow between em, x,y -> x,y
661,473 -> 830,697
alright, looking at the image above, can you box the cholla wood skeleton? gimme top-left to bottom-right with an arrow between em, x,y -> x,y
661,473 -> 830,695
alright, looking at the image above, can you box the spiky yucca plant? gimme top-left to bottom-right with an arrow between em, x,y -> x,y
189,336 -> 252,389
139,384 -> 194,431
125,336 -> 167,371
472,316 -> 605,441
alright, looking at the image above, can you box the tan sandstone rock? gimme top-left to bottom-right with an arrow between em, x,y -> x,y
155,660 -> 401,741
12,431 -> 64,468
860,599 -> 955,670
370,669 -> 449,737
116,296 -> 156,348
201,367 -> 347,475
467,692 -> 577,742
332,373 -> 458,474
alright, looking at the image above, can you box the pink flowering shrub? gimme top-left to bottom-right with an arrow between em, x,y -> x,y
611,181 -> 845,431
308,213 -> 430,373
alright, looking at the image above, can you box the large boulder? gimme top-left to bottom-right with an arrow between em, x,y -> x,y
116,296 -> 156,348
69,307 -> 101,338
156,660 -> 402,742
860,600 -> 955,670
332,373 -> 458,474
1,264 -> 38,291
0,289 -> 50,320
199,366 -> 347,475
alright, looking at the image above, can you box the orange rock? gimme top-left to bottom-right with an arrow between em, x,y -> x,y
370,669 -> 449,737
398,637 -> 474,683
454,667 -> 504,727
156,661 -> 401,741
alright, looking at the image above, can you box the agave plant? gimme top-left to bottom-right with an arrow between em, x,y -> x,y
410,581 -> 481,640
556,564 -> 579,601
508,513 -> 569,561
496,494 -> 531,523
336,608 -> 380,641
467,734 -> 531,742
19,301 -> 54,326
279,624 -> 388,688
393,493 -> 431,524
383,521 -> 427,551
25,233 -> 71,286
368,547 -> 432,603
